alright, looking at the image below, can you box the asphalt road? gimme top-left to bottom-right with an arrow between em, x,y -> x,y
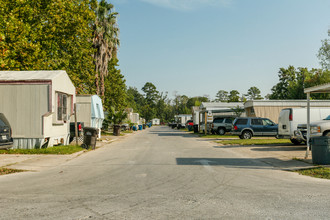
1,126 -> 330,219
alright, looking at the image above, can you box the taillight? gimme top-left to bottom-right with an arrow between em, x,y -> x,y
78,124 -> 82,131
289,114 -> 293,121
234,126 -> 238,130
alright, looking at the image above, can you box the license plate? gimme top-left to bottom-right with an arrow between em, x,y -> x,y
2,135 -> 6,140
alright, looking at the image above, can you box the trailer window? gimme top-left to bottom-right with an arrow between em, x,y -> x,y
57,93 -> 67,121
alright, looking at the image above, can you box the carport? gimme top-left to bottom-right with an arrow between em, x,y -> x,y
305,83 -> 330,158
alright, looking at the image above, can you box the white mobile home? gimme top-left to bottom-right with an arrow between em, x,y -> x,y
152,118 -> 160,125
0,71 -> 76,149
74,95 -> 104,138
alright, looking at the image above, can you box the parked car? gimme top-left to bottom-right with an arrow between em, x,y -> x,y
232,117 -> 278,139
277,108 -> 330,144
0,113 -> 13,148
211,118 -> 233,135
296,115 -> 330,141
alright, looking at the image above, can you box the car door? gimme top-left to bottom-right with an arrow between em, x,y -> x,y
250,118 -> 263,135
262,119 -> 278,136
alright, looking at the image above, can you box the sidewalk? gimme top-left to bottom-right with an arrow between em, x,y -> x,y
0,133 -> 128,172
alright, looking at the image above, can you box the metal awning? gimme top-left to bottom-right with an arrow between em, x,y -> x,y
304,83 -> 330,158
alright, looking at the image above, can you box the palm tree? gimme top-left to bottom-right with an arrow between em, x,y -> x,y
93,0 -> 120,98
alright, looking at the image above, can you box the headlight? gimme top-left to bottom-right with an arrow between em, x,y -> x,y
310,126 -> 321,134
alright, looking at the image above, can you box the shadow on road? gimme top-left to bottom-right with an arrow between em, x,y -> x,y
176,157 -> 310,170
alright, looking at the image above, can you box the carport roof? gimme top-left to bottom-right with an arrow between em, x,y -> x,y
304,83 -> 330,93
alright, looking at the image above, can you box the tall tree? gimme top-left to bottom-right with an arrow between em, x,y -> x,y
269,66 -> 330,99
0,0 -> 97,93
103,58 -> 127,112
245,87 -> 263,100
228,90 -> 240,102
318,29 -> 330,70
215,90 -> 229,102
93,0 -> 120,98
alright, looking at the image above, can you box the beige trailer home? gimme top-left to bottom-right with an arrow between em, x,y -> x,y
73,95 -> 104,138
245,100 -> 330,123
0,71 -> 75,149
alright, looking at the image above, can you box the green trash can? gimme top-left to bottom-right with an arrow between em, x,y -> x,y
311,136 -> 330,165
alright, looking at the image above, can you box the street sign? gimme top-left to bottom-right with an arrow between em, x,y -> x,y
207,112 -> 213,123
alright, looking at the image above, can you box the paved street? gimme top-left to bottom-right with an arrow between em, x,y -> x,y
1,126 -> 330,219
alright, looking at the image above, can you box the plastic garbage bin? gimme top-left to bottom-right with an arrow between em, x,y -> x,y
138,125 -> 143,130
311,136 -> 330,165
82,127 -> 99,150
143,124 -> 146,129
193,124 -> 199,133
113,125 -> 121,136
132,125 -> 137,131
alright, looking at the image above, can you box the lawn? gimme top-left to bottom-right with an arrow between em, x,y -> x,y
295,167 -> 330,179
216,139 -> 292,145
0,145 -> 84,155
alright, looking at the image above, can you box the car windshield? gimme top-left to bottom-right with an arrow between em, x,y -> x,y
263,119 -> 274,126
324,115 -> 330,120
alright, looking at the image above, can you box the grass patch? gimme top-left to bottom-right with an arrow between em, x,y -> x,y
0,145 -> 84,155
199,134 -> 238,139
295,167 -> 330,179
216,139 -> 292,145
0,167 -> 25,175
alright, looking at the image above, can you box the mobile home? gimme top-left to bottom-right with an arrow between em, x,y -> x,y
0,71 -> 75,149
74,95 -> 104,138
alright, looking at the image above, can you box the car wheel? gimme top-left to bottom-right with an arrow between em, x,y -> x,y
218,128 -> 225,135
324,131 -> 330,136
290,138 -> 302,145
241,131 -> 252,139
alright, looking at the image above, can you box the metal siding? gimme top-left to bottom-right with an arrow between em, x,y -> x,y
0,84 -> 48,138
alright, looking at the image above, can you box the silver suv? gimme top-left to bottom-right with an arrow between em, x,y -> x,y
211,118 -> 233,135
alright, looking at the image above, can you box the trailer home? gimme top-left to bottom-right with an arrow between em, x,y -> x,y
74,95 -> 104,138
0,71 -> 76,149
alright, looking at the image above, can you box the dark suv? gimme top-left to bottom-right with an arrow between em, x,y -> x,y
0,113 -> 13,148
232,117 -> 278,139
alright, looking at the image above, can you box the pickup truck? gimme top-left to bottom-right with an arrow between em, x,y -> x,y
296,115 -> 330,141
211,118 -> 233,135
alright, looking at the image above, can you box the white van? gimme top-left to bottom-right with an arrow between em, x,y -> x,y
278,108 -> 330,144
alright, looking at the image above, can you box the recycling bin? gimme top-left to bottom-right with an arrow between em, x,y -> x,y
82,127 -> 99,150
311,136 -> 330,165
138,125 -> 143,130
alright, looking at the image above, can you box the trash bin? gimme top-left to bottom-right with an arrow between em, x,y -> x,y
311,136 -> 330,165
113,125 -> 121,136
193,124 -> 199,133
82,127 -> 98,150
138,125 -> 143,130
187,125 -> 193,131
132,125 -> 137,131
143,124 -> 146,129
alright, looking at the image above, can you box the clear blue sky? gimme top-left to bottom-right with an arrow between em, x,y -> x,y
111,0 -> 330,100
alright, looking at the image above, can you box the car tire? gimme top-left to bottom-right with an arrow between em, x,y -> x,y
290,138 -> 302,145
241,131 -> 252,139
218,128 -> 225,135
324,131 -> 330,136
